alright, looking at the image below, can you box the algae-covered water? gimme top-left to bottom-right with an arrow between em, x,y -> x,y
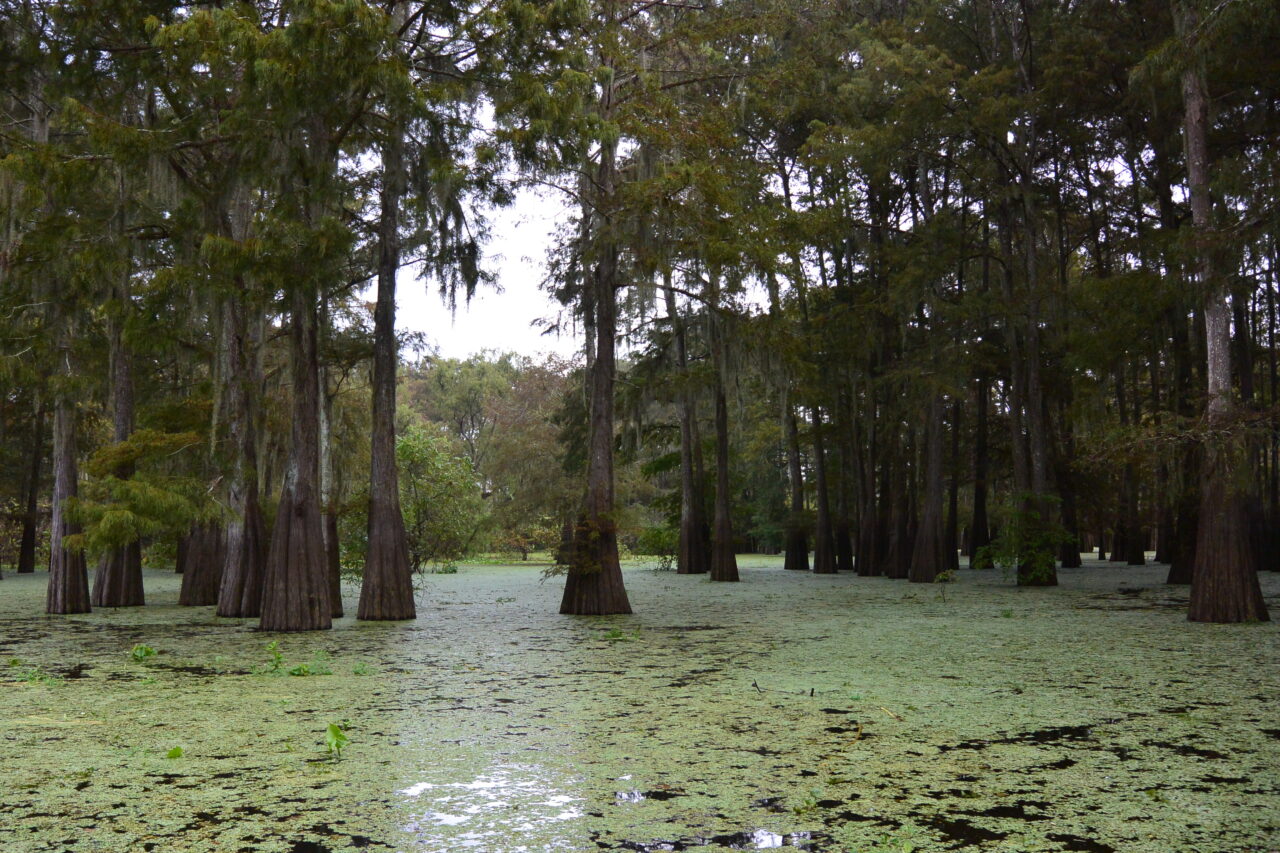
1,558 -> 1277,852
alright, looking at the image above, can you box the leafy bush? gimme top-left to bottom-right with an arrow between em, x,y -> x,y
397,422 -> 486,571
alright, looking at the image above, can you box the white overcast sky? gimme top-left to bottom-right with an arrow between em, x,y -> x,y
392,188 -> 583,362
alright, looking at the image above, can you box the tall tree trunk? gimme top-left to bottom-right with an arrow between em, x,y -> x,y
970,374 -> 993,568
46,388 -> 89,614
809,406 -> 836,574
945,399 -> 961,574
359,120 -> 416,620
17,400 -> 44,574
561,127 -> 632,614
92,271 -> 144,607
318,341 -> 343,619
834,391 -> 856,574
216,293 -> 267,618
708,271 -> 738,582
782,399 -> 809,571
663,273 -> 709,575
1180,3 -> 1268,622
856,402 -> 881,576
260,283 -> 333,631
909,394 -> 947,582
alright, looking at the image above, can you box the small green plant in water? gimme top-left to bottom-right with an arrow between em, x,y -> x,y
324,722 -> 349,759
352,661 -> 373,676
934,569 -> 957,602
790,788 -> 822,815
8,659 -> 61,686
165,746 -> 184,759
602,628 -> 637,642
288,650 -> 332,677
130,644 -> 157,663
999,609 -> 1014,618
257,640 -> 285,675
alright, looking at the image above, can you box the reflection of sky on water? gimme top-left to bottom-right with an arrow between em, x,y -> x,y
399,763 -> 583,851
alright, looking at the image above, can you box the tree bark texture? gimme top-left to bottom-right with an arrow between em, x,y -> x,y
561,126 -> 632,615
260,285 -> 333,631
46,394 -> 89,614
663,274 -> 709,575
17,401 -> 44,574
909,395 -> 947,583
1180,2 -> 1268,622
216,295 -> 267,618
708,274 -> 738,583
359,123 -> 416,620
809,406 -> 837,574
179,521 -> 225,606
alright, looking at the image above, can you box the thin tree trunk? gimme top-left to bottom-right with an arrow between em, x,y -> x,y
708,270 -> 738,582
909,394 -> 947,582
663,272 -> 709,575
971,376 -> 993,568
318,342 -> 343,619
809,406 -> 836,574
856,402 -> 880,576
945,399 -> 961,574
782,399 -> 809,571
17,400 -> 44,574
834,390 -> 856,574
359,120 -> 416,620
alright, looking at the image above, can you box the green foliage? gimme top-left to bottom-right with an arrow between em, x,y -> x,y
975,495 -> 1072,585
130,644 -> 157,664
257,641 -> 285,676
324,722 -> 350,759
396,416 -> 485,571
632,525 -> 676,557
288,651 -> 332,677
255,641 -> 331,677
68,430 -> 211,557
7,659 -> 61,686
165,746 -> 184,760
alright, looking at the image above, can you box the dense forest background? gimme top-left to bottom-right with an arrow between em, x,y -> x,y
1,0 -> 1276,627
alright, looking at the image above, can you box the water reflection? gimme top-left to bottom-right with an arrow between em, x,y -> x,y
400,763 -> 583,850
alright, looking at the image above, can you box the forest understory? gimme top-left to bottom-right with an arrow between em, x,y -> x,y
1,559 -> 1276,853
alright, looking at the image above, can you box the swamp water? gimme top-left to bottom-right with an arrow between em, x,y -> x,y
0,558 -> 1277,852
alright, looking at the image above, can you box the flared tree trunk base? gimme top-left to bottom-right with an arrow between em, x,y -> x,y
92,543 -> 144,607
179,523 -> 226,606
783,529 -> 809,572
812,527 -> 837,574
560,516 -> 631,615
1189,453 -> 1269,623
47,549 -> 90,614
217,507 -> 266,618
359,496 -> 416,621
677,517 -> 709,575
260,481 -> 332,632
